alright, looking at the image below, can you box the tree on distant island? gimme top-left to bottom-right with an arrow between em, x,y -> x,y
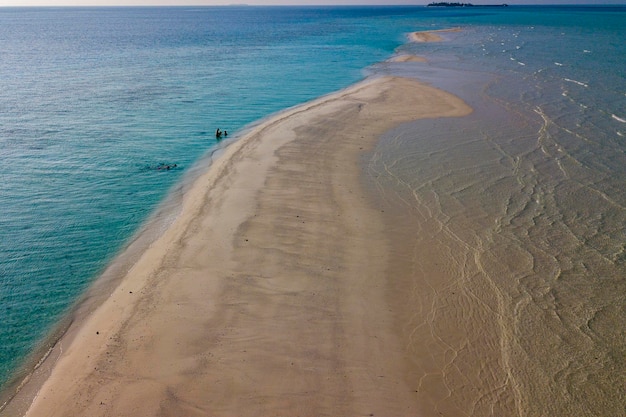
428,2 -> 474,6
427,2 -> 508,6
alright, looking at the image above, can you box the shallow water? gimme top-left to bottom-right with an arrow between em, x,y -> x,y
367,10 -> 625,415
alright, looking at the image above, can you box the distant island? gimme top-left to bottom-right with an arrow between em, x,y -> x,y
427,2 -> 509,6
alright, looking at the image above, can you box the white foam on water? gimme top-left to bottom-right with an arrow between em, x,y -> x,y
564,78 -> 588,88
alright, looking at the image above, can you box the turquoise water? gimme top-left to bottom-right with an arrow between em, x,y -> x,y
0,5 -> 624,413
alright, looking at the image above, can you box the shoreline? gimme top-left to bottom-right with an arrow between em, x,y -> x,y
0,138 -> 236,415
0,26 -> 454,414
6,75 -> 471,416
0,93 -> 333,415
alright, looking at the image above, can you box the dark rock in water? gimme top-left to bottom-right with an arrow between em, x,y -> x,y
145,163 -> 179,171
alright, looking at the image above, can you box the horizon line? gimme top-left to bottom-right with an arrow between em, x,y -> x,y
0,3 -> 624,6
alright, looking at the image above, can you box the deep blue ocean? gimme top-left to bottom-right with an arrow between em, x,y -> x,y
0,5 -> 624,413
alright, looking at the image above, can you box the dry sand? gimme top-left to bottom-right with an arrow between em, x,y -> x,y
16,76 -> 471,417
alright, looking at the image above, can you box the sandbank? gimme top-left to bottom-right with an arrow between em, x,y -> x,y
409,28 -> 462,42
12,76 -> 471,416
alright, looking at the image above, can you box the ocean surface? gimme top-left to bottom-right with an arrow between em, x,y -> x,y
0,5 -> 624,415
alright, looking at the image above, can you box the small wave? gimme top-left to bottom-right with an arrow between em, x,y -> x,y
612,114 -> 626,123
564,78 -> 588,88
518,62 -> 526,66
583,49 -> 591,53
555,62 -> 563,66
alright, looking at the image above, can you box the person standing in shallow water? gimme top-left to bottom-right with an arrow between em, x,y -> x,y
215,128 -> 222,139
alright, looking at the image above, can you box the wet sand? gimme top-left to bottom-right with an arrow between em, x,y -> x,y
390,54 -> 428,63
17,76 -> 471,417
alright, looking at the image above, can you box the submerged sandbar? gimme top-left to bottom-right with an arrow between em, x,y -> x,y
409,27 -> 462,42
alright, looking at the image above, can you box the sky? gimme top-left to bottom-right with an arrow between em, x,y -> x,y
0,0 -> 623,6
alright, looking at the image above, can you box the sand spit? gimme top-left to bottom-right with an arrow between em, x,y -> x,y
14,76 -> 471,417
